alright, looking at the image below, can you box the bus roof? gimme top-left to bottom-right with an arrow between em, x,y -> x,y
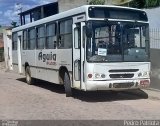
13,5 -> 147,32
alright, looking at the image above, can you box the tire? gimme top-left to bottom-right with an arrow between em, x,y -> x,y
64,72 -> 72,97
25,66 -> 33,85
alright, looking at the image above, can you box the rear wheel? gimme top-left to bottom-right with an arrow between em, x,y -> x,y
25,66 -> 33,85
64,72 -> 72,97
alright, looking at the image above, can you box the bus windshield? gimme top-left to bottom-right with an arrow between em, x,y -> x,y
86,21 -> 149,62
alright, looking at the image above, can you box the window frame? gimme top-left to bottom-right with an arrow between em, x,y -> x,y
23,30 -> 28,50
36,25 -> 46,49
46,22 -> 57,49
28,27 -> 36,50
58,19 -> 73,49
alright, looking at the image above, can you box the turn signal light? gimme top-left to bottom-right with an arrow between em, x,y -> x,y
140,80 -> 150,87
88,74 -> 93,78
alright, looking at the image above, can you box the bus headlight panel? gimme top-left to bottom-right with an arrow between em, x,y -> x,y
94,73 -> 106,79
95,73 -> 101,78
101,74 -> 106,78
138,72 -> 142,77
143,72 -> 148,77
138,72 -> 149,77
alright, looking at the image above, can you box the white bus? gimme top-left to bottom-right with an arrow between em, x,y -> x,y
12,5 -> 150,97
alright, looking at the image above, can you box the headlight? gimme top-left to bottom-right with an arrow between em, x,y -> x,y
138,72 -> 142,77
94,73 -> 106,79
143,72 -> 148,76
101,74 -> 106,78
138,72 -> 149,77
95,73 -> 101,78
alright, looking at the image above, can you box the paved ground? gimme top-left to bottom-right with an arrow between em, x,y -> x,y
0,65 -> 160,121
150,49 -> 160,90
0,61 -> 5,71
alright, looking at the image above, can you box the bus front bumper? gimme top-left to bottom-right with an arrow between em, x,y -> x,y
85,79 -> 150,91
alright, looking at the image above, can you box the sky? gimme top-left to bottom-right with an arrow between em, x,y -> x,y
0,0 -> 57,26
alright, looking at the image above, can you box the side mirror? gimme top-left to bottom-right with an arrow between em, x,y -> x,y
86,22 -> 93,38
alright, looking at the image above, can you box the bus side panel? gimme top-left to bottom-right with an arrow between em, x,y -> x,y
44,49 -> 59,84
21,50 -> 37,78
45,69 -> 59,84
35,49 -> 59,83
56,49 -> 72,80
12,50 -> 19,73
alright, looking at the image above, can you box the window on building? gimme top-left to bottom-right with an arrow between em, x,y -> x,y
37,26 -> 45,49
24,14 -> 31,24
12,33 -> 17,50
28,28 -> 36,50
58,19 -> 72,49
32,10 -> 41,21
46,23 -> 57,49
23,30 -> 27,50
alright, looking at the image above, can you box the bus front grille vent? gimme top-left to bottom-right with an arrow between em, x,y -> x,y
109,74 -> 134,78
109,69 -> 139,73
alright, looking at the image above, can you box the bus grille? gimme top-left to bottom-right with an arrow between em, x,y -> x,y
109,69 -> 139,73
113,82 -> 134,88
109,74 -> 134,78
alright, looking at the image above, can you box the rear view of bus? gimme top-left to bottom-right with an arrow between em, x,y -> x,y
83,6 -> 150,91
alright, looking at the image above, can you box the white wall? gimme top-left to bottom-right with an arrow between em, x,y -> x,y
3,29 -> 13,70
58,0 -> 87,12
145,7 -> 160,28
144,7 -> 160,49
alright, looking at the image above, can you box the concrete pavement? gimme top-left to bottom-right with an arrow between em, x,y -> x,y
0,69 -> 160,121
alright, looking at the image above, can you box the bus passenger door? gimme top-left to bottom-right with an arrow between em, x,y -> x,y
17,32 -> 23,74
72,22 -> 85,89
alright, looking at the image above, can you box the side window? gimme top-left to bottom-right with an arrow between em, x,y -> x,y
58,19 -> 72,49
46,23 -> 57,49
37,26 -> 45,49
23,30 -> 27,50
12,33 -> 17,50
24,14 -> 31,24
74,23 -> 81,49
28,28 -> 36,50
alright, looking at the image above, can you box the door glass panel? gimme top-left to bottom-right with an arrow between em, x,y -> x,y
74,25 -> 80,49
74,24 -> 81,81
74,60 -> 80,81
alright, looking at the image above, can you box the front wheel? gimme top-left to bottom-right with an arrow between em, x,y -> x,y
25,66 -> 33,85
64,72 -> 72,97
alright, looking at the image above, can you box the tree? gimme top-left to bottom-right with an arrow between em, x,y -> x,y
89,0 -> 105,5
130,0 -> 145,8
145,0 -> 160,8
11,21 -> 18,28
129,0 -> 160,9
